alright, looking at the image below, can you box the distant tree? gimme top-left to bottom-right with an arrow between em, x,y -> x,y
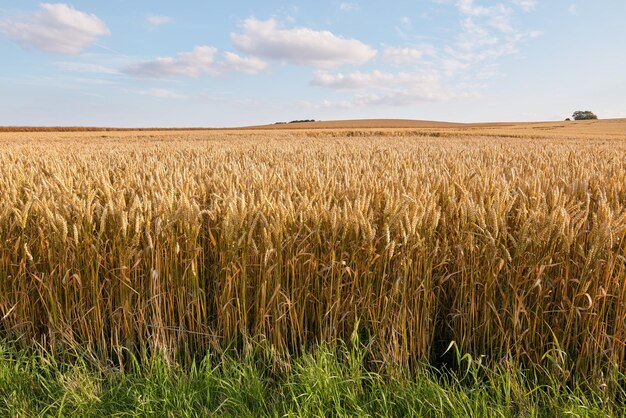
274,119 -> 316,125
572,111 -> 598,120
565,118 -> 571,121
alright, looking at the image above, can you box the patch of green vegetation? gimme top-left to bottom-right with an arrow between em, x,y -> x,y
274,119 -> 317,124
0,341 -> 622,417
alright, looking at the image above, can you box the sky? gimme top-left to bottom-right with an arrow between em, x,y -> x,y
0,1 -> 625,127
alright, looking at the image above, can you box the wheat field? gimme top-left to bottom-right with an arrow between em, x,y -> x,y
1,123 -> 625,379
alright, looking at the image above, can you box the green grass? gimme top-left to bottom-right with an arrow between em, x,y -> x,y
0,341 -> 622,417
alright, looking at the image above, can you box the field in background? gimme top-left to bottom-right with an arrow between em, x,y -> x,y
3,117 -> 626,138
1,121 -> 626,414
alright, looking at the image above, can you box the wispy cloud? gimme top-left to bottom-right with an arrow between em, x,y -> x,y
395,16 -> 413,39
146,15 -> 173,27
383,47 -> 423,64
0,3 -> 110,54
136,88 -> 188,99
125,46 -> 267,78
231,17 -> 376,68
512,0 -> 538,12
425,0 -> 541,77
311,70 -> 433,90
450,11 -> 541,70
54,61 -> 119,75
309,0 -> 540,109
456,0 -> 515,33
311,70 -> 457,106
221,52 -> 268,74
339,3 -> 359,11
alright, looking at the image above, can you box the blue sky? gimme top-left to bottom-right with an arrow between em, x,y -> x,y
0,1 -> 625,127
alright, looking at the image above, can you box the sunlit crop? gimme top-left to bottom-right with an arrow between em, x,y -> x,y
1,125 -> 625,379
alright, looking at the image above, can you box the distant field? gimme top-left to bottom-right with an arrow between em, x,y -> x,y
247,118 -> 626,140
1,123 -> 626,415
2,117 -> 625,138
246,118 -> 466,129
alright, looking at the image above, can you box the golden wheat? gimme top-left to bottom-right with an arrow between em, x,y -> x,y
0,127 -> 625,378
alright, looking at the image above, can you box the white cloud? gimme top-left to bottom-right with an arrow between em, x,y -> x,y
0,3 -> 110,54
146,15 -> 173,26
339,3 -> 359,11
383,47 -> 423,64
231,17 -> 376,68
311,70 -> 432,90
126,46 -> 219,78
125,46 -> 267,78
512,0 -> 538,12
221,52 -> 268,74
311,70 -> 455,106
